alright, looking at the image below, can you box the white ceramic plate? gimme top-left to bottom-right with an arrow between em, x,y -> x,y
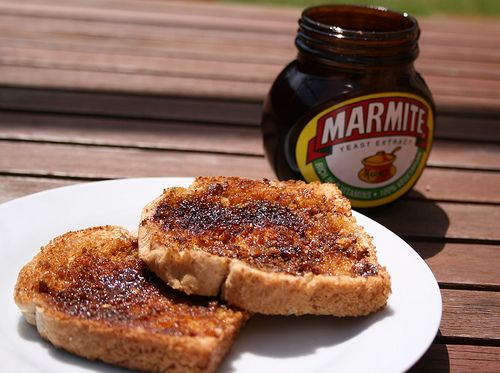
0,177 -> 441,373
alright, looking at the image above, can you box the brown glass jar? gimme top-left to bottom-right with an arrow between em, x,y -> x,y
261,4 -> 435,208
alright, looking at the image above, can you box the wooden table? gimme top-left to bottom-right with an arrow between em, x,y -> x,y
0,0 -> 499,371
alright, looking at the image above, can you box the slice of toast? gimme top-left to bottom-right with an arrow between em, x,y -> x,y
139,177 -> 391,316
14,225 -> 248,373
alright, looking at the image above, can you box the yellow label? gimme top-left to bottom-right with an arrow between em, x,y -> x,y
295,92 -> 434,207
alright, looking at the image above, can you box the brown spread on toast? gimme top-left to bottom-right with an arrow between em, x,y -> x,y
37,240 -> 239,337
150,177 -> 379,278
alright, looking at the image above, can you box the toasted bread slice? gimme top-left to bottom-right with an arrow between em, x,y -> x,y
14,225 -> 248,373
139,177 -> 391,316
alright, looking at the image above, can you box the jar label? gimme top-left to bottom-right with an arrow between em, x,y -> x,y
295,92 -> 434,207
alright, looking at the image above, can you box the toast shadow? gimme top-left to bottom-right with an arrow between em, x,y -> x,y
220,305 -> 394,372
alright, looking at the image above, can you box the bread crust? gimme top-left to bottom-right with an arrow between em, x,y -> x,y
139,177 -> 391,316
139,240 -> 390,316
14,226 -> 247,373
223,261 -> 390,316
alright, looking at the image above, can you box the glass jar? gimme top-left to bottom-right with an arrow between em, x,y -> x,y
261,4 -> 435,208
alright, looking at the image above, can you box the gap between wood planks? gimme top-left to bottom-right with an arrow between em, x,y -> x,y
434,336 -> 500,348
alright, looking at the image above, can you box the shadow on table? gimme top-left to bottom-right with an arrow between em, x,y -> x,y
362,191 -> 450,259
408,335 -> 450,373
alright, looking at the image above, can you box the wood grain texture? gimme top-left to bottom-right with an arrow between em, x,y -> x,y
440,289 -> 500,341
1,64 -> 499,111
435,114 -> 500,142
413,242 -> 500,287
0,140 -> 274,180
0,113 -> 498,168
0,113 -> 264,155
413,169 -> 500,204
365,200 -> 500,241
428,140 -> 500,171
0,176 -> 78,203
0,45 -> 283,83
0,65 -> 271,99
0,2 -> 297,34
410,344 -> 500,373
1,88 -> 499,144
0,87 -> 262,125
1,37 -> 499,82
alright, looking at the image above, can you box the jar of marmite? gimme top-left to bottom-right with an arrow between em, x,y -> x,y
261,4 -> 435,208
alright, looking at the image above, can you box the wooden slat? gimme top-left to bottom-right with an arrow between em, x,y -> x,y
419,17 -> 500,34
427,76 -> 500,100
0,35 -> 292,68
0,88 -> 262,125
0,140 -> 274,179
0,113 -> 264,155
0,2 -> 296,34
413,242 -> 500,287
413,169 -> 500,204
435,114 -> 500,142
0,16 -> 295,53
440,289 -> 500,341
0,0 -> 301,21
0,65 -> 270,100
417,58 -> 500,81
410,344 -> 500,373
66,0 -> 300,21
428,140 -> 500,171
0,176 -> 77,203
62,0 -> 300,21
419,29 -> 500,50
366,200 -> 500,241
2,42 -> 499,83
0,45 -> 282,83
